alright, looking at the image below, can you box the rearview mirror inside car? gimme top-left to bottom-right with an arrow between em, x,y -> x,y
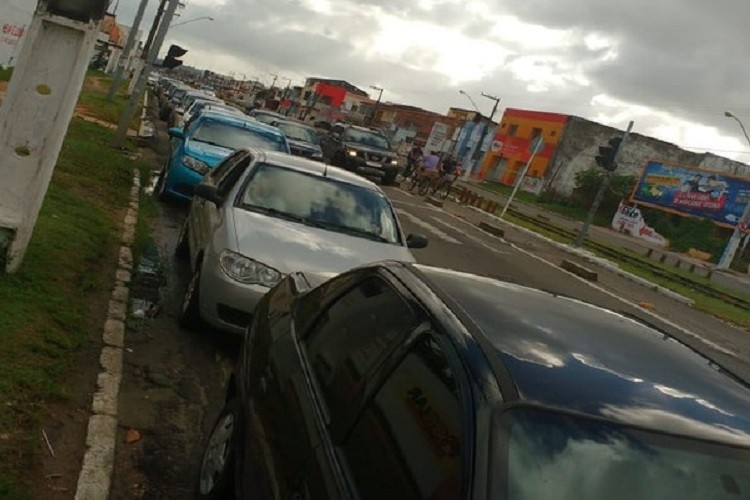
168,127 -> 185,139
406,233 -> 428,249
194,184 -> 223,206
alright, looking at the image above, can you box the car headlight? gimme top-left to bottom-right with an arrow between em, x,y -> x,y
219,250 -> 283,287
348,149 -> 358,157
182,155 -> 209,174
390,159 -> 398,165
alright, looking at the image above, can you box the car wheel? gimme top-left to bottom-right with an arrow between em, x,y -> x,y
178,264 -> 202,329
174,218 -> 189,259
383,170 -> 398,186
196,398 -> 239,500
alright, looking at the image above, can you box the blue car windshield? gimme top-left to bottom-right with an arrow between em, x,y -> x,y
191,119 -> 287,152
498,407 -> 750,500
240,163 -> 400,244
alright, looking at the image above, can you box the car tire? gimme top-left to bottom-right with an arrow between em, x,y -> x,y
383,170 -> 398,186
178,264 -> 202,329
174,218 -> 190,260
196,398 -> 240,500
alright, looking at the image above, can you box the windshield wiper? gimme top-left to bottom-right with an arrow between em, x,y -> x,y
243,205 -> 326,229
191,138 -> 229,148
316,222 -> 390,243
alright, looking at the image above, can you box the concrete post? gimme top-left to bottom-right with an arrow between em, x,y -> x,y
0,7 -> 102,272
126,59 -> 144,96
113,0 -> 178,147
107,0 -> 149,100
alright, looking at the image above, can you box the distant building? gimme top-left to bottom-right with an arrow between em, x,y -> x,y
296,77 -> 371,124
477,107 -> 750,197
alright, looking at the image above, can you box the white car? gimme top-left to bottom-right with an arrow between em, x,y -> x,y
176,149 -> 428,334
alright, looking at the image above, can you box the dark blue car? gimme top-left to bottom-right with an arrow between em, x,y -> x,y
198,262 -> 750,499
155,110 -> 290,201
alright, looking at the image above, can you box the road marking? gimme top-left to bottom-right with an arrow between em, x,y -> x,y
396,209 -> 462,245
429,215 -> 511,256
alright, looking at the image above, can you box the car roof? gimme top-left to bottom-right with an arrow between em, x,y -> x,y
274,119 -> 317,131
413,264 -> 750,446
198,110 -> 284,136
256,150 -> 381,190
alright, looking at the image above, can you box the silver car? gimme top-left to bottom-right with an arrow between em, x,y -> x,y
176,149 -> 428,334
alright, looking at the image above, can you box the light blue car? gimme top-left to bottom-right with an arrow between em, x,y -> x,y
155,110 -> 290,201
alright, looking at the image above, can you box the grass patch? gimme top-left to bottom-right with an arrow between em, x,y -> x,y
0,118 -> 151,497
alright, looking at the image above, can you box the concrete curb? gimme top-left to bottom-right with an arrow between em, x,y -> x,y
467,206 -> 696,306
74,163 -> 141,499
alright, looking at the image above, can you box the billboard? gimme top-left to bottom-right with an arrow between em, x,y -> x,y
631,161 -> 750,229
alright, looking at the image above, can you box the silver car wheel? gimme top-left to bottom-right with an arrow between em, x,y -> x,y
199,413 -> 234,495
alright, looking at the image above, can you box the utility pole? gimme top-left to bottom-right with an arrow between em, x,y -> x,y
0,0 -> 108,272
572,121 -> 634,248
113,0 -> 180,148
463,92 -> 500,180
128,0 -> 168,95
107,0 -> 149,100
501,136 -> 545,218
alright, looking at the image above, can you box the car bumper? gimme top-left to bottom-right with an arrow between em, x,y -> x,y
348,161 -> 399,183
199,256 -> 271,334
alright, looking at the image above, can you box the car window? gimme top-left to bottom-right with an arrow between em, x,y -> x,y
190,119 -> 287,152
306,277 -> 419,427
340,334 -> 462,500
277,122 -> 319,144
240,163 -> 401,243
343,128 -> 390,150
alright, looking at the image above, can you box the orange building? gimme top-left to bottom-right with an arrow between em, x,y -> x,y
478,108 -> 568,194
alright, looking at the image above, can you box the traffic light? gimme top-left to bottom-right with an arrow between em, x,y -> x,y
162,45 -> 187,69
595,137 -> 622,171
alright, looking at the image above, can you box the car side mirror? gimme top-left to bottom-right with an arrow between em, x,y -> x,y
168,127 -> 185,139
194,184 -> 223,206
406,233 -> 428,249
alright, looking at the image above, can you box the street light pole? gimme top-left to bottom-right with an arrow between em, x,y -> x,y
717,111 -> 750,270
107,0 -> 149,100
113,0 -> 180,147
170,16 -> 214,28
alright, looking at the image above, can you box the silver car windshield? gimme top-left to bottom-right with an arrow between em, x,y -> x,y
191,120 -> 287,152
240,163 -> 400,244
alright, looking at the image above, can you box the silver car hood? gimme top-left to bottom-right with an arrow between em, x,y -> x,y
231,208 -> 415,277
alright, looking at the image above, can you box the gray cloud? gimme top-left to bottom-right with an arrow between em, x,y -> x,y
113,0 -> 750,158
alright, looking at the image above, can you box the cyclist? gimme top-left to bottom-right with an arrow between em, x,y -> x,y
404,142 -> 424,177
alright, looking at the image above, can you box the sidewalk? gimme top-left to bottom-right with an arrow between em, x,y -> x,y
457,179 -> 750,298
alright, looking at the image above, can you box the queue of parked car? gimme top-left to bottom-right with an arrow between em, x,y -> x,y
151,75 -> 750,500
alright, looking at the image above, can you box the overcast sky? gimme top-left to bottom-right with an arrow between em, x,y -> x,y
115,0 -> 750,162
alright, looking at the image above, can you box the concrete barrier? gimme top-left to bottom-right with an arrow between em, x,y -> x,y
478,221 -> 505,238
561,260 -> 598,281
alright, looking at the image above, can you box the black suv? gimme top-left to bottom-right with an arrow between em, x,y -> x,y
321,123 -> 399,185
197,262 -> 750,499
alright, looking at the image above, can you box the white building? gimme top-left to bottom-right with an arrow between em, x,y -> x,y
0,0 -> 34,68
